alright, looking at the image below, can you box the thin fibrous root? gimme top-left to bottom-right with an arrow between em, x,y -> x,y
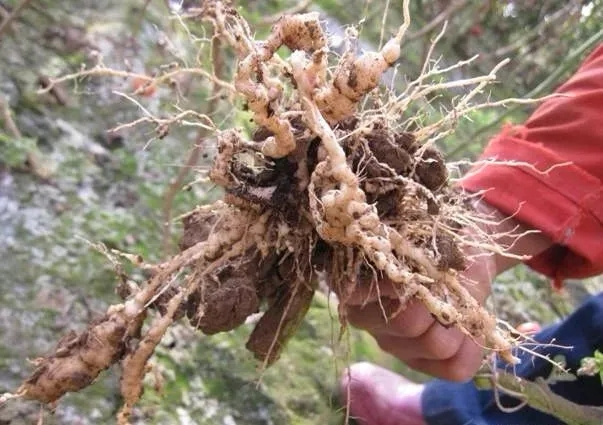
8,1 -> 531,419
303,95 -> 515,361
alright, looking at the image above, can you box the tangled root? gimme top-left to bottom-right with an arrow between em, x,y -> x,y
3,1 -> 522,422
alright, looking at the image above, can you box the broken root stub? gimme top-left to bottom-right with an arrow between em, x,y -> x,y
18,308 -> 140,405
10,2 -> 520,420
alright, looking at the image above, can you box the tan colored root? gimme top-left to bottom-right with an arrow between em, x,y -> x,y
118,287 -> 187,425
6,1 -> 533,419
16,308 -> 141,405
302,98 -> 514,360
313,27 -> 403,123
11,201 -> 262,408
209,6 -> 328,158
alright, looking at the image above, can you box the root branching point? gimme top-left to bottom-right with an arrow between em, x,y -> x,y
9,1 -> 531,421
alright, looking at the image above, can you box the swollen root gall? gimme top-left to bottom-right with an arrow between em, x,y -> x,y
9,2 -> 518,419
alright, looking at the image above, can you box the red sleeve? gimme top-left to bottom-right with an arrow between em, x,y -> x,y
461,43 -> 603,282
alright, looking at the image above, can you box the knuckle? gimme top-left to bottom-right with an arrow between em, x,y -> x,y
443,349 -> 483,382
403,317 -> 433,338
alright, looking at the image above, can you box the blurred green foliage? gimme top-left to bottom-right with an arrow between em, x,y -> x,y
580,350 -> 603,385
0,133 -> 39,168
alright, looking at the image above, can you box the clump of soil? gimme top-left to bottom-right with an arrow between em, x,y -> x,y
2,2 -> 516,423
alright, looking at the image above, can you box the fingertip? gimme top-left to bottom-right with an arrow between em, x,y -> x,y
420,326 -> 464,361
391,301 -> 434,338
452,338 -> 487,380
405,337 -> 485,382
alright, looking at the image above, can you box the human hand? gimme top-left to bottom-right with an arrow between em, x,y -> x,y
341,203 -> 553,382
344,246 -> 495,382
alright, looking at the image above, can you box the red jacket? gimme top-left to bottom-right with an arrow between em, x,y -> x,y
461,44 -> 603,285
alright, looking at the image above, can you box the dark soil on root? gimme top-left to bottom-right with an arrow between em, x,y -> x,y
174,116 -> 462,364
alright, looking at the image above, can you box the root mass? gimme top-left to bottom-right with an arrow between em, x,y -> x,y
3,2 -> 519,423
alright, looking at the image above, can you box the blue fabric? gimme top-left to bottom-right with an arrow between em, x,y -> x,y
421,293 -> 603,425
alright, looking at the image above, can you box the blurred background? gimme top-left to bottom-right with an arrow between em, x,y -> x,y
0,0 -> 602,423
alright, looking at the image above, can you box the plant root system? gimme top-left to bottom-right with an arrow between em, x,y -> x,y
2,2 -> 521,423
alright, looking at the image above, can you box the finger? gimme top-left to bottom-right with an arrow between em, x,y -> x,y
515,321 -> 541,335
374,324 -> 465,361
345,298 -> 399,332
458,275 -> 491,305
346,299 -> 435,338
404,336 -> 484,382
343,278 -> 401,305
459,255 -> 495,304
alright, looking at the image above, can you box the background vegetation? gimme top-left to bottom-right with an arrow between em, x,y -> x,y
0,0 -> 601,423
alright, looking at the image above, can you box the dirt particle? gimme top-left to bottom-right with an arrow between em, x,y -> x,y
336,117 -> 359,131
394,131 -> 417,153
436,235 -> 466,271
151,286 -> 187,321
246,277 -> 314,365
252,126 -> 274,142
427,198 -> 440,215
187,273 -> 260,335
366,129 -> 412,174
415,147 -> 448,191
347,68 -> 358,89
375,191 -> 401,218
179,209 -> 218,251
